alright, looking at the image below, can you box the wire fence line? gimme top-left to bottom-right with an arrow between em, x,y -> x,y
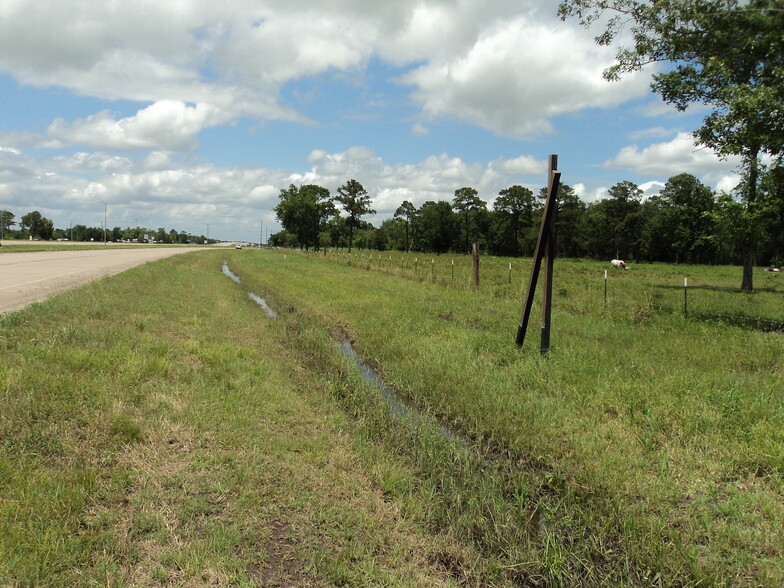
278,248 -> 784,332
652,282 -> 784,332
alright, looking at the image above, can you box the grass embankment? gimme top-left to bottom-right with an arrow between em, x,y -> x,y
227,250 -> 783,586
0,251 -> 464,586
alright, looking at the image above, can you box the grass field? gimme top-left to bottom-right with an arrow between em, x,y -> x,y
230,249 -> 783,586
2,248 -> 782,586
0,251 -> 466,586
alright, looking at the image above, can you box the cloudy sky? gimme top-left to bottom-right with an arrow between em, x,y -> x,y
0,0 -> 741,242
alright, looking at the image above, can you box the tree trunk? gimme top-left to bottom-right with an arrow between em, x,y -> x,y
740,149 -> 760,292
741,249 -> 754,291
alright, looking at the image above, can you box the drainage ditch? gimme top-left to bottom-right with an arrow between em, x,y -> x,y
222,261 -> 278,319
221,260 -> 466,448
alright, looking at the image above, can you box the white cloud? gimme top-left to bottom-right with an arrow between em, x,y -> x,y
627,127 -> 678,141
411,122 -> 429,136
639,180 -> 666,198
399,17 -> 650,137
0,0 -> 651,140
50,152 -> 134,173
714,174 -> 741,194
0,144 -> 555,238
573,183 -> 609,203
603,132 -> 741,177
46,101 -> 231,151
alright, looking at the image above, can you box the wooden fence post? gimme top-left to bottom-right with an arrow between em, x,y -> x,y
516,154 -> 561,351
472,243 -> 480,290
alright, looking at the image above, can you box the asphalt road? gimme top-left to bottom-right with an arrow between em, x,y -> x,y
0,246 -> 204,314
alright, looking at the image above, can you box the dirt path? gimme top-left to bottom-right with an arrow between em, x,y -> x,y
0,247 -> 205,314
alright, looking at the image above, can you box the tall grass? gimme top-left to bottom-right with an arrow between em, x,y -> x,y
230,249 -> 784,586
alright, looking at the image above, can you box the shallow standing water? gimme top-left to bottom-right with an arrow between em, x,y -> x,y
222,261 -> 278,318
337,338 -> 468,448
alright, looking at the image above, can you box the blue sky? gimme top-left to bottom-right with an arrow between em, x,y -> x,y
0,0 -> 741,243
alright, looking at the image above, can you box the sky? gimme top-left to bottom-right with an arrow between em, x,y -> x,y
0,0 -> 743,243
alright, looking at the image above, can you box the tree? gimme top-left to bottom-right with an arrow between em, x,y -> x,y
607,181 -> 644,259
414,201 -> 456,254
582,199 -> 618,260
0,209 -> 15,239
393,200 -> 417,252
657,174 -> 717,263
553,184 -> 587,258
757,164 -> 784,266
493,185 -> 535,257
274,184 -> 334,251
20,211 -> 54,240
559,0 -> 784,290
335,179 -> 375,253
452,187 -> 486,254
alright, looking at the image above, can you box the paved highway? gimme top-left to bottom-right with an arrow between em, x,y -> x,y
0,246 -> 204,314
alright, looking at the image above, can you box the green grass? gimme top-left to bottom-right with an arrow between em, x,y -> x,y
0,251 -> 465,586
308,249 -> 784,327
228,249 -> 784,586
2,247 -> 782,586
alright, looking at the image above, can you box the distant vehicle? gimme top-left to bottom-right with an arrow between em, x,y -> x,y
235,244 -> 242,249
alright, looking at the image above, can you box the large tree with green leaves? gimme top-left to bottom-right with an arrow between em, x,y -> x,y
452,187 -> 487,254
335,179 -> 375,253
393,200 -> 417,252
559,0 -> 784,290
0,209 -> 14,239
608,180 -> 644,259
274,184 -> 334,251
414,200 -> 456,254
493,185 -> 535,257
657,173 -> 717,263
20,210 -> 54,240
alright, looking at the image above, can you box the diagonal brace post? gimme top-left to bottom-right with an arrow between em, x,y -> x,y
516,156 -> 560,348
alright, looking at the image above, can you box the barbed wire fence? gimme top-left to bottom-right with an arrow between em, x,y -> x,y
274,248 -> 784,332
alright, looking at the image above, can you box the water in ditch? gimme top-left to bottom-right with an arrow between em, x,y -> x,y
222,261 -> 241,283
337,338 -> 468,448
223,260 -> 465,447
222,261 -> 278,319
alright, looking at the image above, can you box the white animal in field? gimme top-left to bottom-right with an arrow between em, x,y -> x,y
610,259 -> 628,270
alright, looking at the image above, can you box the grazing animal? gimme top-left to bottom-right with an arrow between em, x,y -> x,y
610,259 -> 628,270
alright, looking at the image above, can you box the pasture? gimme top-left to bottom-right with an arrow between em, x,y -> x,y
1,248 -> 782,586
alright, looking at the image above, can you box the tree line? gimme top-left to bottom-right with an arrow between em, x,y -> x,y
0,210 -> 214,245
269,171 -> 783,269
